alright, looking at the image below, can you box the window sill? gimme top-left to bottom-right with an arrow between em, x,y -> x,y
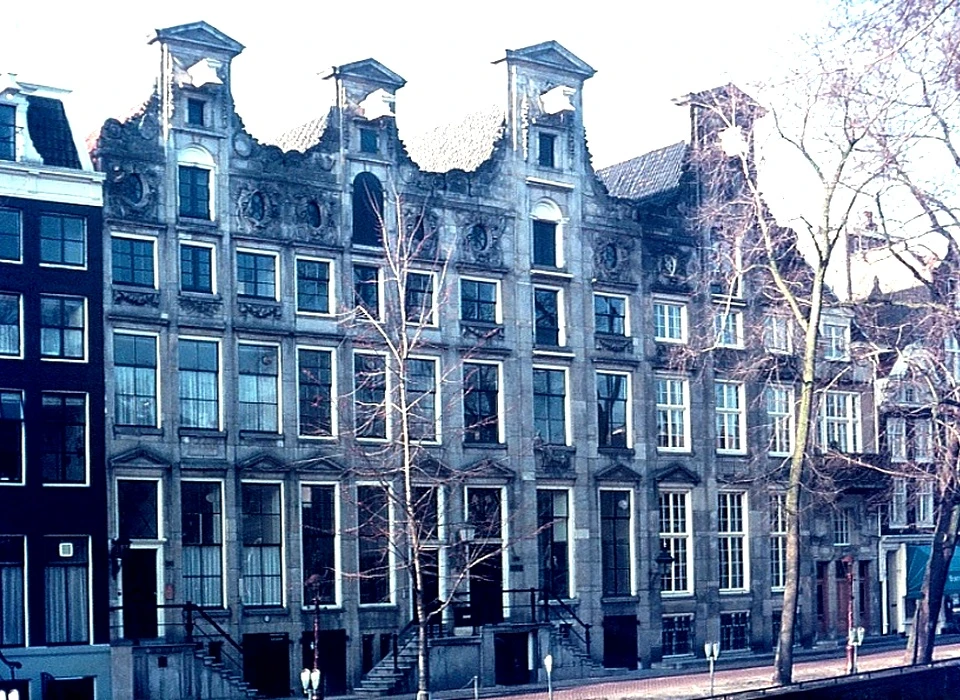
530,267 -> 573,280
463,441 -> 506,450
239,431 -> 282,442
177,216 -> 217,228
179,428 -> 226,438
241,606 -> 288,618
598,446 -> 635,457
114,426 -> 163,437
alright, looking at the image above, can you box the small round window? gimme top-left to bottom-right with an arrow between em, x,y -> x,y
306,200 -> 322,228
468,224 -> 489,251
120,173 -> 144,204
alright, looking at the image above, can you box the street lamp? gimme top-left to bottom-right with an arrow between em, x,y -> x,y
0,690 -> 20,700
704,642 -> 720,696
543,653 -> 554,700
300,668 -> 321,700
842,555 -> 855,673
847,626 -> 865,674
653,546 -> 674,587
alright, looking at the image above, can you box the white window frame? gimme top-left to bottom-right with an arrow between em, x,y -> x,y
296,345 -> 338,440
178,336 -> 223,431
356,481 -> 396,606
354,350 -> 390,442
653,299 -> 688,344
179,240 -> 218,295
295,255 -> 335,317
659,490 -> 693,596
464,485 -> 511,616
113,330 -> 161,429
718,491 -> 749,593
820,391 -> 861,453
40,391 -> 90,487
822,321 -> 850,361
764,314 -> 793,354
946,336 -> 960,385
594,292 -> 631,337
0,389 -> 26,485
533,285 -> 566,348
770,493 -> 787,591
530,199 -> 564,269
596,370 -> 632,449
177,146 -> 216,220
181,478 -> 226,609
115,476 -> 165,542
236,248 -> 280,302
239,479 -> 286,608
888,416 -> 907,462
656,376 -> 690,452
38,213 -> 87,270
111,233 -> 158,289
0,292 -> 23,359
715,380 -> 746,455
459,276 -> 502,325
599,488 -> 636,597
532,364 -> 570,446
918,479 -> 935,526
237,341 -> 282,434
0,207 -> 23,265
891,478 -> 908,527
462,360 -> 504,445
832,508 -> 852,545
404,355 -> 441,444
353,263 -> 383,322
537,487 -> 575,600
44,535 -> 93,644
715,308 -> 744,348
39,294 -> 88,363
405,270 -> 438,327
300,480 -> 342,609
766,384 -> 795,457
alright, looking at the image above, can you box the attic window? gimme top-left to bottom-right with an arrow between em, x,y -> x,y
0,105 -> 15,161
538,133 -> 556,168
187,99 -> 205,127
360,128 -> 379,154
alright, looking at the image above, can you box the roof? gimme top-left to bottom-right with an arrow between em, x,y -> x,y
403,106 -> 505,173
596,141 -> 687,200
266,115 -> 329,153
25,95 -> 81,169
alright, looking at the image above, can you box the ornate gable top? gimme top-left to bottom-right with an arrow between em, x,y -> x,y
150,21 -> 245,57
332,58 -> 406,92
498,41 -> 595,80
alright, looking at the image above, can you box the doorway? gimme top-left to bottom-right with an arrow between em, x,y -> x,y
301,629 -> 347,696
243,632 -> 290,697
122,548 -> 158,639
603,616 -> 637,669
494,632 -> 530,685
470,544 -> 503,626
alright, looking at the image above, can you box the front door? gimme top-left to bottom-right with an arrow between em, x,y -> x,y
122,548 -> 157,639
243,633 -> 290,698
836,559 -> 852,635
603,615 -> 637,669
470,544 -> 503,626
494,632 -> 530,685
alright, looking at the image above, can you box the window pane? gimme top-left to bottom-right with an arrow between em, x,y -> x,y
181,244 -> 213,293
112,237 -> 155,287
238,345 -> 279,432
0,293 -> 20,356
40,214 -> 86,266
0,208 -> 21,261
302,485 -> 337,604
118,480 -> 159,540
241,483 -> 283,607
179,339 -> 220,429
182,482 -> 223,607
0,391 -> 25,483
179,166 -> 211,219
41,393 -> 87,483
298,349 -> 333,437
114,334 -> 158,427
297,259 -> 331,313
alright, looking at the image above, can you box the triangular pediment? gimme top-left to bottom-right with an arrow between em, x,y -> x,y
237,453 -> 286,473
412,455 -> 452,480
460,458 -> 515,481
502,41 -> 595,79
110,447 -> 169,469
655,463 -> 700,486
150,22 -> 244,57
336,59 -> 406,92
296,454 -> 345,474
595,463 -> 642,483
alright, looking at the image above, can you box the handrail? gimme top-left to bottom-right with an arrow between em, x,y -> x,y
540,589 -> 592,655
184,602 -> 243,655
0,647 -> 22,679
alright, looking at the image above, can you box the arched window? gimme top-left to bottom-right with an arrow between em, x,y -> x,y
531,199 -> 563,269
352,173 -> 384,246
178,146 -> 215,220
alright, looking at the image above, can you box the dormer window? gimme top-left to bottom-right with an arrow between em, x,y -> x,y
531,199 -> 563,269
538,133 -> 556,168
352,173 -> 384,246
177,146 -> 215,221
0,105 -> 14,161
360,128 -> 379,154
187,98 -> 206,127
822,321 -> 850,361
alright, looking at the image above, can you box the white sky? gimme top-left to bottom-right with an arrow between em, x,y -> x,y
3,0 -> 830,169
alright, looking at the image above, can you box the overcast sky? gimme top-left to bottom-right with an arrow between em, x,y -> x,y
3,0 -> 829,169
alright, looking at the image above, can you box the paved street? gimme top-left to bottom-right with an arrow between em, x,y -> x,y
490,643 -> 960,700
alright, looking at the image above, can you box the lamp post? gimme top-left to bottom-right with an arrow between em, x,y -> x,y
543,653 -> 554,700
842,555 -> 855,674
704,642 -> 720,696
847,626 -> 865,674
301,592 -> 322,700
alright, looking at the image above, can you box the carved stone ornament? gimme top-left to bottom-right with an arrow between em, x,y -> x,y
236,185 -> 280,231
292,191 -> 339,245
534,440 -> 574,472
403,205 -> 440,259
238,301 -> 282,319
593,234 -> 634,284
233,131 -> 253,158
595,333 -> 632,353
105,166 -> 160,221
113,289 -> 160,307
458,212 -> 507,268
179,295 -> 223,317
461,322 -> 505,343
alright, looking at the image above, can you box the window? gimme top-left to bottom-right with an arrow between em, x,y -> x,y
533,367 -> 567,445
460,278 -> 499,324
241,483 -> 283,607
0,293 -> 20,357
354,353 -> 388,439
720,611 -> 749,651
532,220 -> 558,268
594,294 -> 628,336
919,480 -> 935,526
0,391 -> 24,483
40,214 -> 85,267
112,235 -> 156,287
0,536 -> 25,646
179,338 -> 220,430
182,481 -> 223,607
888,417 -> 906,462
946,336 -> 960,384
654,301 -> 687,343
359,128 -> 379,154
766,385 -> 794,456
662,615 -> 693,656
715,309 -> 744,348
463,362 -> 501,444
405,272 -> 436,326
763,315 -> 792,353
296,258 -> 332,314
238,344 -> 280,433
237,250 -> 278,300
719,492 -> 748,591
597,372 -> 630,448
41,393 -> 87,484
117,480 -> 159,540
659,492 -> 691,594
832,508 -> 852,545
534,287 -> 563,347
538,132 -> 556,168
180,243 -> 215,294
40,295 -> 85,360
187,98 -> 205,126
820,391 -> 861,453
600,490 -> 633,597
656,377 -> 689,451
892,478 -> 935,528
0,208 -> 21,262
302,484 -> 338,605
0,105 -> 14,161
715,381 -> 746,454
298,348 -> 334,438
537,489 -> 571,599
114,333 -> 158,427
888,416 -> 933,463
357,485 -> 391,604
407,357 -> 438,442
352,173 -> 384,246
822,321 -> 850,361
770,494 -> 787,590
353,264 -> 380,320
44,537 -> 89,644
178,165 -> 211,219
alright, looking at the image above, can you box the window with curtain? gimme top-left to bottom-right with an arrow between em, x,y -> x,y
179,338 -> 220,429
44,537 -> 89,644
0,536 -> 24,646
40,295 -> 85,360
182,481 -> 223,607
114,333 -> 158,427
238,344 -> 279,433
0,292 -> 20,356
241,483 -> 282,607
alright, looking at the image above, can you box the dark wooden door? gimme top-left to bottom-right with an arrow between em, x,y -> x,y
494,632 -> 530,685
243,632 -> 290,697
603,615 -> 638,669
122,548 -> 157,639
470,544 -> 503,625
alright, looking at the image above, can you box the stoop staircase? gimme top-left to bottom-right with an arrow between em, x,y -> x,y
356,624 -> 419,697
190,641 -> 262,699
